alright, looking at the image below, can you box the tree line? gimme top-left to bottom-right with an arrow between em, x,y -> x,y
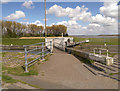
1,21 -> 68,38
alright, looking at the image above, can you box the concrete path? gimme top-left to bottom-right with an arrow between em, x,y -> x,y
9,48 -> 118,89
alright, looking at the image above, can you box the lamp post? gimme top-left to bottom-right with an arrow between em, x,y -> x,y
44,0 -> 47,37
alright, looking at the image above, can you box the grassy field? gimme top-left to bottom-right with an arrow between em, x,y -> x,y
74,37 -> 118,45
2,37 -> 118,45
2,38 -> 45,45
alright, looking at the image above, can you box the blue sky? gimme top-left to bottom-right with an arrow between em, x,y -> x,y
1,1 -> 119,35
2,2 -> 103,25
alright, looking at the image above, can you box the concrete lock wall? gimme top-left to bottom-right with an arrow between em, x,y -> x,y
67,48 -> 114,65
45,37 -> 73,51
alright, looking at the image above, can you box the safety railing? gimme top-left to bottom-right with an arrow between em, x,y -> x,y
23,41 -> 53,72
93,48 -> 109,57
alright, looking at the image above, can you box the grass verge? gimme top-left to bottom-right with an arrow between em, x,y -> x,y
2,38 -> 45,45
2,73 -> 18,83
2,65 -> 38,76
109,72 -> 120,76
2,73 -> 43,89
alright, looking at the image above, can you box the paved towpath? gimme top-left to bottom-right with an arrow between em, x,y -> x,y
9,48 -> 118,89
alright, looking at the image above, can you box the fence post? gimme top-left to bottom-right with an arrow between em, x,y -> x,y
42,42 -> 45,61
24,46 -> 28,72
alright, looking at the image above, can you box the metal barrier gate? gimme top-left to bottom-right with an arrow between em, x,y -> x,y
23,41 -> 53,72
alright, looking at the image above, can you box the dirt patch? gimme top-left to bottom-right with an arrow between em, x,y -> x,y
2,52 -> 25,67
2,52 -> 41,68
19,37 -> 72,39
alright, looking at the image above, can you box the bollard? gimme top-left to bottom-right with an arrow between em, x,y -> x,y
24,46 -> 28,72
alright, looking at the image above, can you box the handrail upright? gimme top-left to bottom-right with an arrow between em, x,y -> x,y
42,42 -> 45,61
24,46 -> 28,72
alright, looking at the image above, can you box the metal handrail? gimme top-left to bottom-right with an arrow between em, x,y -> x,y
23,42 -> 44,47
93,48 -> 109,57
27,56 -> 41,64
24,41 -> 51,47
27,47 -> 43,53
27,51 -> 42,59
24,41 -> 53,72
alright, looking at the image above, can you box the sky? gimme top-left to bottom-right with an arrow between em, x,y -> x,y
1,0 -> 119,35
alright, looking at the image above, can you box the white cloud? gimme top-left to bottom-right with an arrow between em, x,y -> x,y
47,5 -> 92,21
57,21 -> 67,25
0,0 -> 10,3
47,3 -> 118,35
90,14 -> 117,26
56,19 -> 118,35
4,11 -> 26,20
20,21 -> 29,25
100,2 -> 118,18
118,5 -> 120,19
32,20 -> 43,26
56,20 -> 85,35
100,0 -> 119,2
22,0 -> 34,9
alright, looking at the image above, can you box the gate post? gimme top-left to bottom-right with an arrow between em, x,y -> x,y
24,46 -> 28,72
